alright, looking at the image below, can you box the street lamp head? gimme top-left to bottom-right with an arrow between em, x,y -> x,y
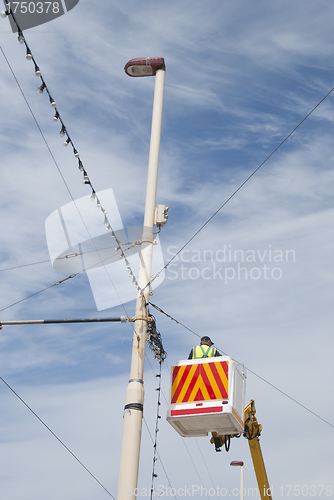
230,461 -> 244,466
124,57 -> 165,77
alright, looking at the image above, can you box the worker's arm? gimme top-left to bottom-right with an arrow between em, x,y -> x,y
188,348 -> 194,359
214,349 -> 222,357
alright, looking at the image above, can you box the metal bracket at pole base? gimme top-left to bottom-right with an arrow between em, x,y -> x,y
129,379 -> 144,384
124,403 -> 144,412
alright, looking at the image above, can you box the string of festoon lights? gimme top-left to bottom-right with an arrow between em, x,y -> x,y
1,3 -> 143,297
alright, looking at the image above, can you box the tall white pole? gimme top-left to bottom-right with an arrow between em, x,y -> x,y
117,67 -> 165,500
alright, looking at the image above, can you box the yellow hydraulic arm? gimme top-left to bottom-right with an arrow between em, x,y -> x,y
210,399 -> 273,500
244,400 -> 272,500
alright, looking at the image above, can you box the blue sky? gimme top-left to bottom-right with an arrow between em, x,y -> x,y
0,0 -> 333,498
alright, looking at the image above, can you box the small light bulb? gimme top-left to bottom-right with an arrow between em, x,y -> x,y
64,137 -> 71,146
103,216 -> 108,226
25,48 -> 32,60
73,149 -> 80,158
18,32 -> 25,44
1,11 -> 8,18
35,65 -> 41,77
60,125 -> 66,137
96,199 -> 101,208
50,99 -> 56,108
37,83 -> 46,94
83,176 -> 90,184
91,191 -> 96,200
53,111 -> 59,122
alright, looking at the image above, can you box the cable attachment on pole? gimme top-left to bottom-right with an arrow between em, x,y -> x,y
121,239 -> 158,248
146,314 -> 167,362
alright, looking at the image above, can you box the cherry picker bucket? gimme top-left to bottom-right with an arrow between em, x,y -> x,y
167,356 -> 246,437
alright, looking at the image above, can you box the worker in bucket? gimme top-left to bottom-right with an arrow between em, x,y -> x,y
188,336 -> 221,359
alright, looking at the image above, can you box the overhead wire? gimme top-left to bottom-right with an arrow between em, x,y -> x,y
2,19 -> 332,456
0,6 -> 142,305
2,4 -> 333,496
194,438 -> 220,498
0,302 -> 180,499
1,31 -> 171,496
141,78 -> 334,486
145,353 -> 221,499
0,273 -> 77,313
179,435 -> 211,500
0,375 -> 115,499
0,42 -> 134,310
0,243 -> 134,273
144,85 -> 334,292
0,277 -> 143,498
0,286 -> 176,498
150,303 -> 334,429
144,355 -> 177,496
1,48 -> 330,497
0,238 -> 139,314
144,345 -> 215,498
0,31 -> 138,489
6,1 -> 334,313
149,362 -> 164,500
0,246 -> 124,313
0,17 -> 143,314
143,416 -> 175,499
163,359 -> 221,498
0,8 -> 178,497
0,258 -> 58,272
1,33 -> 178,499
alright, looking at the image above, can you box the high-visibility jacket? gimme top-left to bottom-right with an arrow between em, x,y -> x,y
191,345 -> 217,359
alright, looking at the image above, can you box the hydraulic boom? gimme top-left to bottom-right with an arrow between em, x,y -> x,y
211,399 -> 273,500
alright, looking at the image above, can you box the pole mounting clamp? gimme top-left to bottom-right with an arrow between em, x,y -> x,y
128,316 -> 152,322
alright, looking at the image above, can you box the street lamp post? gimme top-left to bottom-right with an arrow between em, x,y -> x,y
116,57 -> 166,500
230,461 -> 244,500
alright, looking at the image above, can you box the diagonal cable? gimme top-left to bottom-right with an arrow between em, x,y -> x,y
145,85 -> 334,291
150,303 -> 334,429
0,375 -> 115,499
0,6 -> 141,297
0,246 -> 123,313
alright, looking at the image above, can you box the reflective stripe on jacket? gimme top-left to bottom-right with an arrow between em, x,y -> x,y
192,345 -> 217,359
